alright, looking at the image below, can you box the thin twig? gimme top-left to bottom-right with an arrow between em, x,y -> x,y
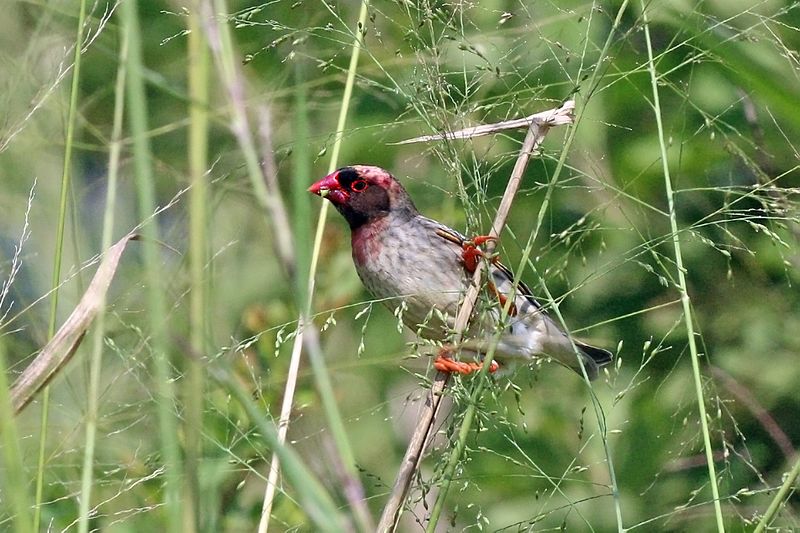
377,101 -> 575,533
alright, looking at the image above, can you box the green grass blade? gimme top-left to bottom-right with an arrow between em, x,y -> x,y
0,339 -> 30,533
119,2 -> 183,530
35,0 -> 88,528
642,3 -> 725,531
211,366 -> 347,532
77,20 -> 127,533
184,9 -> 211,530
754,455 -> 800,532
298,4 -> 373,530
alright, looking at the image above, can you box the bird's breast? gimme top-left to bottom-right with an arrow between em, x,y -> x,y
351,217 -> 467,338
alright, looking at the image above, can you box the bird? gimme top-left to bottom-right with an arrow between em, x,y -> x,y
308,164 -> 613,380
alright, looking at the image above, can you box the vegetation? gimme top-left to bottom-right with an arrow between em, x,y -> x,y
0,0 -> 798,531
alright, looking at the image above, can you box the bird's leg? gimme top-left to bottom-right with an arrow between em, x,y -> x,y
461,235 -> 498,273
433,347 -> 499,375
486,280 -> 517,316
458,235 -> 517,315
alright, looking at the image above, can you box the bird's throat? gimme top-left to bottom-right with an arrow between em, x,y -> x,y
350,216 -> 389,267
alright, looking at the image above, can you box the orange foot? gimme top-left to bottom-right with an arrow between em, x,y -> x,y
462,235 -> 498,273
434,353 -> 499,375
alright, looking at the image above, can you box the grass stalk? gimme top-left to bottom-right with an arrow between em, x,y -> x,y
0,340 -> 30,533
256,104 -> 300,533
754,455 -> 800,532
641,4 -> 725,532
210,366 -> 346,531
119,2 -> 183,530
184,8 -> 210,530
515,3 -> 633,529
35,0 -> 88,529
294,3 -> 373,530
291,57 -> 312,313
197,1 -> 304,528
0,342 -> 29,533
257,55 -> 317,533
260,1 -> 372,531
76,23 -> 127,533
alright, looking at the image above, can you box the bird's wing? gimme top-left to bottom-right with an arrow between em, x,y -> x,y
488,260 -> 613,378
426,219 -> 468,248
431,226 -> 610,377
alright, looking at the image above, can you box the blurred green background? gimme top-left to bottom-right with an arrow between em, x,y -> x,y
0,0 -> 798,531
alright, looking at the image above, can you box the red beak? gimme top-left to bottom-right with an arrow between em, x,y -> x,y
308,172 -> 345,202
308,171 -> 350,205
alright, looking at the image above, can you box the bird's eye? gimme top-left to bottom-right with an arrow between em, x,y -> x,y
351,179 -> 368,192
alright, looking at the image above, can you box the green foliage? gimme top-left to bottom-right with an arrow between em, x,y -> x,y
0,0 -> 798,531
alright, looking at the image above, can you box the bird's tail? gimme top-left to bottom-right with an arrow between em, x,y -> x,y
573,341 -> 614,380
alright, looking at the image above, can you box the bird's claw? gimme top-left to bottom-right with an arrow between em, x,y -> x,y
462,235 -> 498,273
434,349 -> 499,375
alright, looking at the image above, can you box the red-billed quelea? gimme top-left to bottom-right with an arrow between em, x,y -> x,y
309,165 -> 612,380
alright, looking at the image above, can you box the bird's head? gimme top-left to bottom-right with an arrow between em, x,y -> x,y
308,165 -> 417,229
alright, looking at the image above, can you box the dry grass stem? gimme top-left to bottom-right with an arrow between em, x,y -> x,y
251,108 -> 306,532
377,101 -> 575,532
393,102 -> 574,145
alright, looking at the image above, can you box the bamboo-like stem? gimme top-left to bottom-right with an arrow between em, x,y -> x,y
77,23 -> 126,533
641,4 -> 725,532
120,1 -> 183,530
377,102 -> 575,533
185,7 -> 210,530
